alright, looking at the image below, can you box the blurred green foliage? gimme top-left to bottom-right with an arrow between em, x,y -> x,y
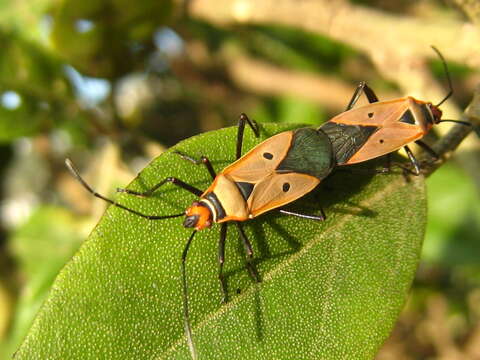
0,0 -> 478,359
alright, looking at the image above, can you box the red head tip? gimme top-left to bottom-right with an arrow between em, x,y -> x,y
429,103 -> 443,124
184,202 -> 212,231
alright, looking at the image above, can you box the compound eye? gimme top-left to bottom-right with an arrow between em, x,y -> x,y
183,215 -> 199,228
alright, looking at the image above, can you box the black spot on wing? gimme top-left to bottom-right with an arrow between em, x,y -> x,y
282,183 -> 290,192
263,152 -> 273,160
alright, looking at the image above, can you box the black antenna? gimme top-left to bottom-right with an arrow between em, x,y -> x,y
182,230 -> 198,360
65,159 -> 185,221
431,46 -> 453,108
437,119 -> 471,126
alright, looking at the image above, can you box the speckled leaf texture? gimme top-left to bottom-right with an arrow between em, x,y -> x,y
15,123 -> 426,359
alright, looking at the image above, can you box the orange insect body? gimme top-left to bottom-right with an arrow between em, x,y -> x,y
320,46 -> 470,171
188,130 -> 328,230
321,96 -> 442,166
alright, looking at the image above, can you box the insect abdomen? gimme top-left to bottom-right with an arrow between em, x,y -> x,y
319,122 -> 378,165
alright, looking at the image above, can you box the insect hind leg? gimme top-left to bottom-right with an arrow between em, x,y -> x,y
235,222 -> 261,283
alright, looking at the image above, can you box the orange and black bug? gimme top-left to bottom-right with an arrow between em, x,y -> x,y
320,47 -> 470,175
65,114 -> 336,359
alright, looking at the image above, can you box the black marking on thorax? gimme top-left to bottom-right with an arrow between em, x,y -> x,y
203,192 -> 226,220
235,181 -> 255,201
399,109 -> 415,125
420,104 -> 434,125
320,122 -> 379,165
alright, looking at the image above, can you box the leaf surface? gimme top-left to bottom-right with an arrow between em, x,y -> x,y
15,123 -> 426,359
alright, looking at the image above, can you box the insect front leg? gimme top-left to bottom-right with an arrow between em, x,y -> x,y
173,151 -> 217,180
415,140 -> 439,160
402,145 -> 421,176
236,113 -> 260,160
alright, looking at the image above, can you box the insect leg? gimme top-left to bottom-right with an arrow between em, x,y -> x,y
345,82 -> 380,110
236,113 -> 260,160
383,153 -> 392,173
181,230 -> 198,360
218,223 -> 228,303
403,145 -> 421,176
346,82 -> 366,110
415,140 -> 439,160
278,208 -> 326,221
117,177 -> 203,198
235,222 -> 260,282
65,159 -> 185,220
363,83 -> 380,103
173,151 -> 217,180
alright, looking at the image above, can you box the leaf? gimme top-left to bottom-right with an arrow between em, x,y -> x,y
3,207 -> 83,357
14,123 -> 426,359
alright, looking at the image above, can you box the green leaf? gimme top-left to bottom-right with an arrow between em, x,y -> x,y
4,207 -> 83,357
14,123 -> 426,359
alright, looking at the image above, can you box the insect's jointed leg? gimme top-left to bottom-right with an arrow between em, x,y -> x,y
173,151 -> 217,180
218,223 -> 228,303
403,145 -> 421,176
236,113 -> 260,160
117,177 -> 203,198
346,82 -> 380,111
415,140 -> 439,160
235,222 -> 260,283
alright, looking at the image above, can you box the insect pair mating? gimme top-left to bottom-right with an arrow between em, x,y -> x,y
66,47 -> 469,359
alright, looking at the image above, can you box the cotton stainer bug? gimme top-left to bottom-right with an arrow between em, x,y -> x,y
65,114 -> 336,359
320,46 -> 470,175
